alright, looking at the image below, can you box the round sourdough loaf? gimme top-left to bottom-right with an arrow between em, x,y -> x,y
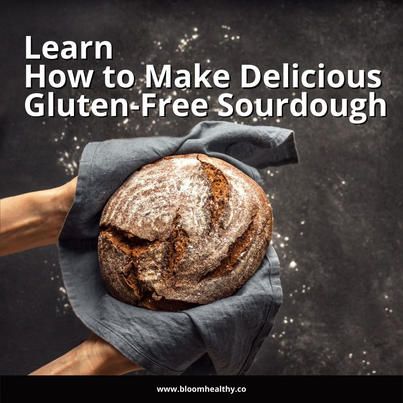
98,154 -> 272,311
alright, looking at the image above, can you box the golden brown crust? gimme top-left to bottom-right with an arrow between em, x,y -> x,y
98,154 -> 272,311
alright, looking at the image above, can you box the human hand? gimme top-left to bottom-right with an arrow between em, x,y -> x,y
1,179 -> 141,375
31,333 -> 141,375
0,177 -> 77,256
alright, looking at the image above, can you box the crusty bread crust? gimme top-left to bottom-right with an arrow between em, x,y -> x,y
98,154 -> 272,311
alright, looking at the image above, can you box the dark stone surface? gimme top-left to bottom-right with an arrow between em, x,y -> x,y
0,0 -> 402,374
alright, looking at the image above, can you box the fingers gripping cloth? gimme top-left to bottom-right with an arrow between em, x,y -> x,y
58,121 -> 299,375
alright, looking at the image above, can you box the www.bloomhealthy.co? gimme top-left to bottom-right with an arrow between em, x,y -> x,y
156,385 -> 247,394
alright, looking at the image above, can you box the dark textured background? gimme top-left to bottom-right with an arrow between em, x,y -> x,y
0,0 -> 402,375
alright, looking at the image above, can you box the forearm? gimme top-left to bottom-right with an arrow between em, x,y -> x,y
0,178 -> 76,256
31,334 -> 141,375
1,180 -> 140,375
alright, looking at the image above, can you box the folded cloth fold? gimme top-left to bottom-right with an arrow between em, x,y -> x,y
58,121 -> 298,375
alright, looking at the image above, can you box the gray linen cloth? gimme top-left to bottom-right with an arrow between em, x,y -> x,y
58,121 -> 298,375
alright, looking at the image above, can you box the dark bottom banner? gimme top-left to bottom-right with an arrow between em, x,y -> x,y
1,375 -> 402,402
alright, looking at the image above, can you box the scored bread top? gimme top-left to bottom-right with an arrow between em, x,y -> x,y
98,153 -> 272,311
